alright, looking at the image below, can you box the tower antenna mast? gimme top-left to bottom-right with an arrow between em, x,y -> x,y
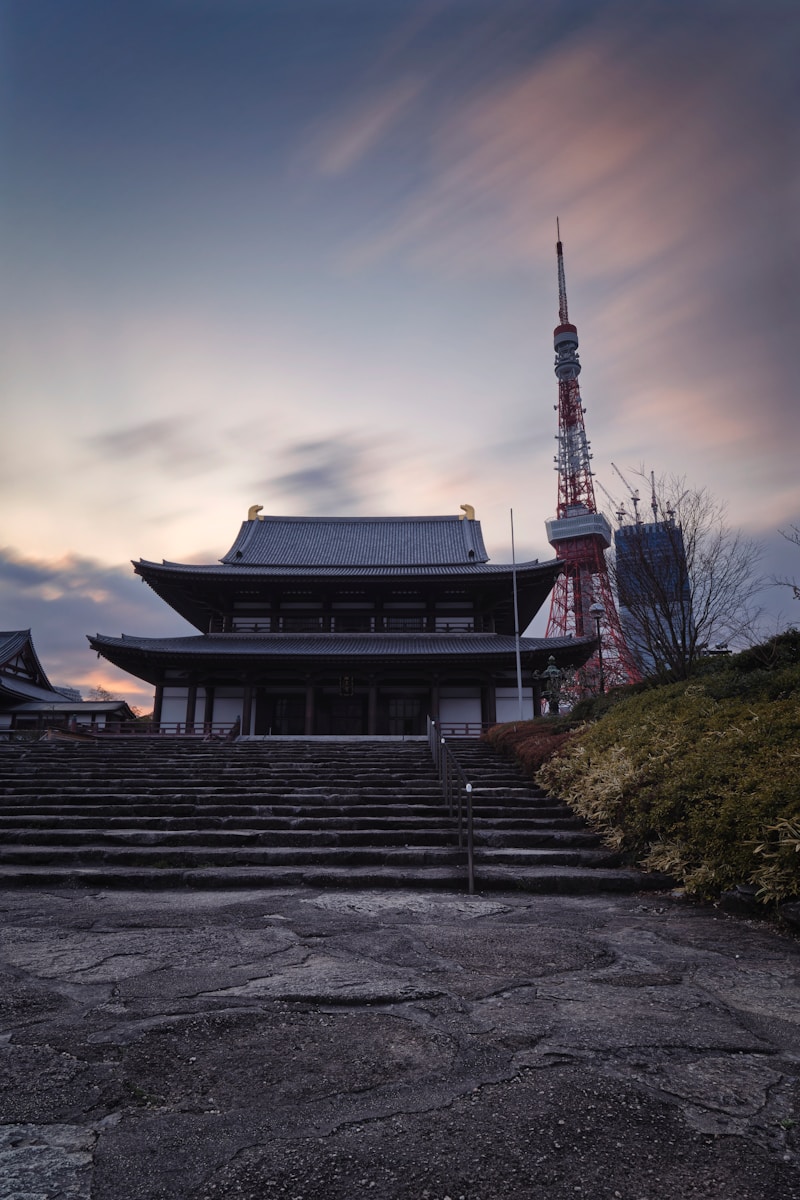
544,224 -> 639,689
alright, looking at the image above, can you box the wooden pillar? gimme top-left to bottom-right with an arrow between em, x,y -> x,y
304,678 -> 315,735
153,684 -> 164,729
185,683 -> 197,734
481,680 -> 497,730
429,675 -> 440,723
532,676 -> 543,718
241,685 -> 253,737
367,675 -> 378,736
203,685 -> 216,733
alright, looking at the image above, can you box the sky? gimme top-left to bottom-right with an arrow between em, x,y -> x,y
2,0 -> 799,709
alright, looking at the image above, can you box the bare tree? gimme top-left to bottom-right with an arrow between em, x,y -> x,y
606,476 -> 763,680
776,526 -> 800,601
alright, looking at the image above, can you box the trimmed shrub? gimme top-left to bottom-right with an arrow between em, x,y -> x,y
483,718 -> 580,775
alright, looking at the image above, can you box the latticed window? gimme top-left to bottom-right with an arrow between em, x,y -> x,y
383,616 -> 425,632
280,616 -> 325,633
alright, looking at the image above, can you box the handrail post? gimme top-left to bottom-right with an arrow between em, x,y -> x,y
466,783 -> 474,895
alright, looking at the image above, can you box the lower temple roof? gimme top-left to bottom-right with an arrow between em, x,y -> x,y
90,632 -> 590,659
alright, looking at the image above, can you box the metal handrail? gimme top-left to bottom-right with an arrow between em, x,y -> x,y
427,718 -> 475,894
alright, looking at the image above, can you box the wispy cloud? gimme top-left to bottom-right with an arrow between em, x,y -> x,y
85,417 -> 218,476
310,12 -> 797,531
332,19 -> 791,274
311,78 -> 426,177
257,433 -> 384,514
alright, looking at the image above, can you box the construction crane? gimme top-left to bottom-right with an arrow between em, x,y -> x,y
610,463 -> 642,524
594,476 -> 629,526
543,225 -> 640,689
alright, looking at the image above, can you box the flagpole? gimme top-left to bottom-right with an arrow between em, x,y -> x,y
511,508 -> 524,720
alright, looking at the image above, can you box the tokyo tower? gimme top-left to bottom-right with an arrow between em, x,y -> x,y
544,224 -> 639,689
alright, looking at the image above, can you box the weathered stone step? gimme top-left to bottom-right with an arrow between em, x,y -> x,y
0,864 -> 467,891
0,812 -> 457,832
470,846 -> 620,867
472,828 -> 601,848
0,844 -> 465,869
0,825 -> 600,852
0,781 -> 446,796
473,865 -> 675,894
0,862 -> 671,894
0,827 -> 464,849
0,802 -> 452,820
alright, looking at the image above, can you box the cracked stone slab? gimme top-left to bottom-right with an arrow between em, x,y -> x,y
0,887 -> 797,1200
303,892 -> 510,918
491,976 -> 771,1054
205,950 -> 445,1003
0,1123 -> 97,1199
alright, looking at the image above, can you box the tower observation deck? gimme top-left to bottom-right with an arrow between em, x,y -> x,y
544,227 -> 639,690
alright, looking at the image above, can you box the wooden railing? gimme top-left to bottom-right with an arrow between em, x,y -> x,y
74,721 -> 239,739
434,720 -> 491,739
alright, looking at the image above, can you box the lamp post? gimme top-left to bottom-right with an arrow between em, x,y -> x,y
589,602 -> 605,694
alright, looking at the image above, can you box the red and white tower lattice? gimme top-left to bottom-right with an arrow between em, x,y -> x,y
544,225 -> 639,689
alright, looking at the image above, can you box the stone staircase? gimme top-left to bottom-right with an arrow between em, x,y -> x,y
0,737 -> 669,893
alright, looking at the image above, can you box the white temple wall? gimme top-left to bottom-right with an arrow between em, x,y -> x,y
160,688 -> 189,725
438,687 -> 481,727
212,690 -> 244,725
495,686 -> 534,722
160,687 -> 245,727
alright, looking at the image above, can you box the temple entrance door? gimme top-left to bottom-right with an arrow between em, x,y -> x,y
317,694 -> 367,735
254,692 -> 305,735
386,697 -> 424,736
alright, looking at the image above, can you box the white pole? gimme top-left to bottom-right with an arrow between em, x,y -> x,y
511,508 -> 524,720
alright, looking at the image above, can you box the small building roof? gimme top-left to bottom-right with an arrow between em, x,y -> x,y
0,629 -> 54,695
10,699 -> 135,717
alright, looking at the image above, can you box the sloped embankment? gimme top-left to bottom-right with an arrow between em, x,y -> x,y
486,633 -> 800,904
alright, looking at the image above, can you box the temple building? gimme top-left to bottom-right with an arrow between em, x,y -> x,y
90,506 -> 593,736
0,630 -> 134,735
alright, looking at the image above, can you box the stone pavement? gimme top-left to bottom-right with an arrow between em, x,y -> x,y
0,887 -> 798,1200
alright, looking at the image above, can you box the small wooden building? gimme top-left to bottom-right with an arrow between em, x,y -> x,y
0,630 -> 134,736
90,510 -> 594,735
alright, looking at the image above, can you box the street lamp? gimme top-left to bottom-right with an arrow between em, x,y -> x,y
589,602 -> 605,694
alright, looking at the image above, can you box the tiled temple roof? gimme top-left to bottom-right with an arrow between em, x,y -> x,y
219,515 -> 490,568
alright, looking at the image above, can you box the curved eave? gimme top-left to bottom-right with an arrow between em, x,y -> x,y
134,557 -> 557,580
89,632 -> 594,686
